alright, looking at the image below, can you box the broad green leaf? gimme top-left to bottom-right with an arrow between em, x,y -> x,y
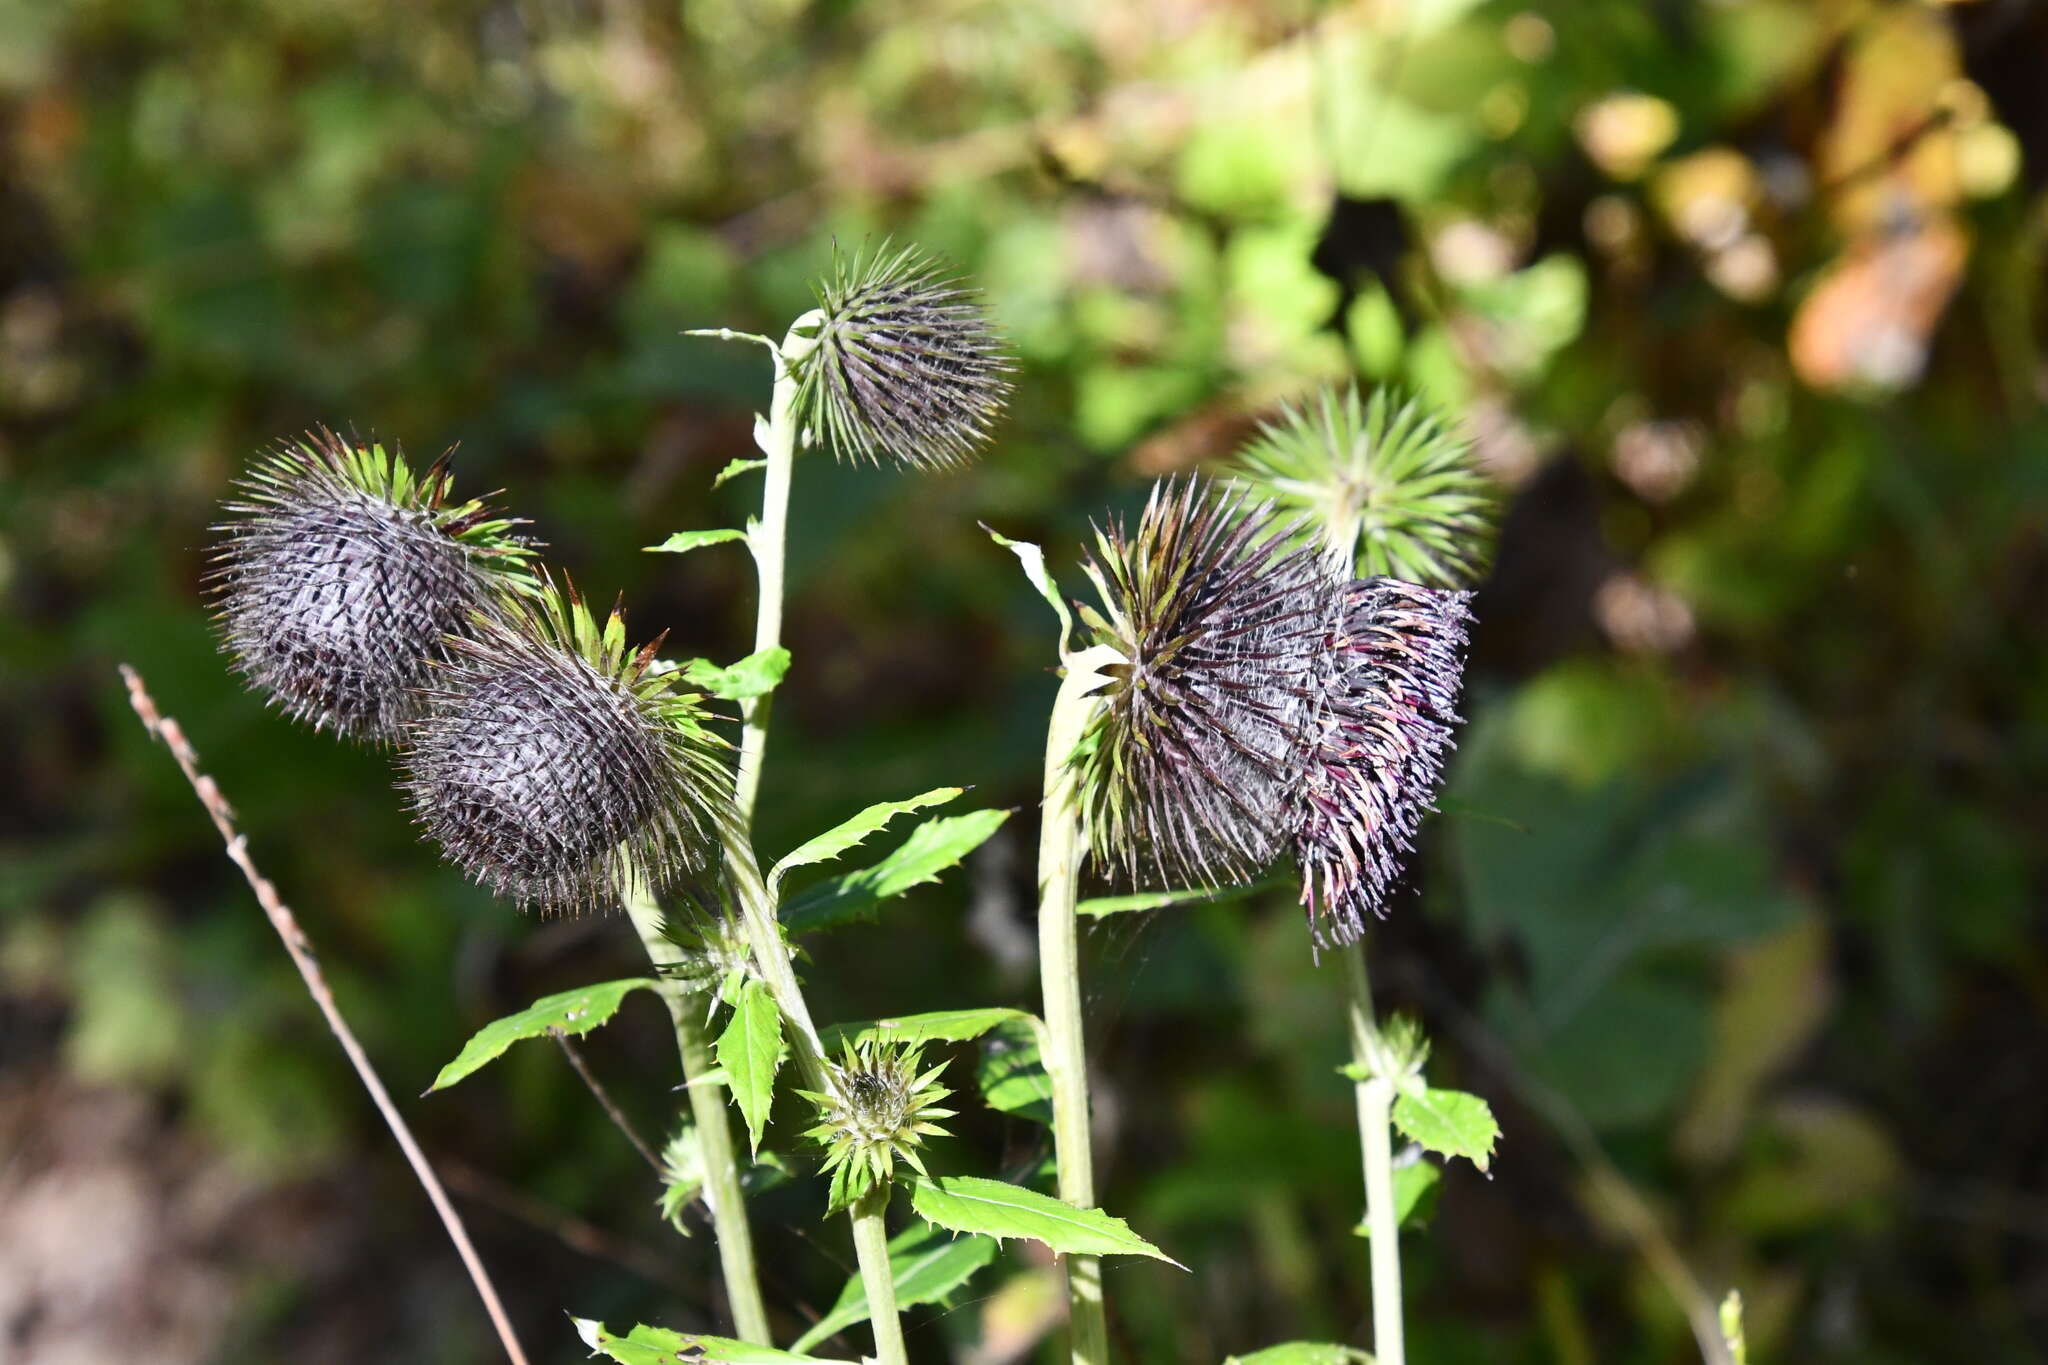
1076,877 -> 1284,918
977,1018 -> 1052,1123
782,809 -> 1010,934
573,1318 -> 849,1364
427,979 -> 653,1093
1392,1086 -> 1499,1172
984,525 -> 1073,655
1225,1343 -> 1374,1364
716,979 -> 784,1152
1352,1158 -> 1441,1240
771,788 -> 964,894
646,527 -> 746,554
910,1175 -> 1181,1266
713,456 -> 767,488
821,1007 -> 1031,1052
789,1224 -> 999,1354
684,646 -> 791,701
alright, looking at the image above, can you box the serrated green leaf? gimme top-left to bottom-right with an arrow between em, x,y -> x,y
820,1007 -> 1031,1052
716,979 -> 784,1153
1076,876 -> 1286,918
977,1017 -> 1052,1123
782,809 -> 1010,934
789,1224 -> 1000,1354
683,646 -> 791,700
714,456 -> 768,488
1224,1343 -> 1374,1364
428,979 -> 653,1093
646,527 -> 748,554
572,1318 -> 850,1364
770,788 -> 964,895
910,1175 -> 1181,1265
1352,1158 -> 1441,1239
984,525 -> 1073,656
1392,1086 -> 1499,1172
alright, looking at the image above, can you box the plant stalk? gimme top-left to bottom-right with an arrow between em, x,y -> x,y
732,321 -> 809,825
624,882 -> 772,1345
716,317 -> 907,1364
1344,940 -> 1404,1365
850,1187 -> 910,1365
1036,648 -> 1121,1365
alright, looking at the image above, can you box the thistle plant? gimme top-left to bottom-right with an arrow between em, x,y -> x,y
801,1038 -> 954,1214
400,582 -> 733,913
210,429 -> 533,742
1229,383 -> 1496,1365
1231,383 -> 1494,588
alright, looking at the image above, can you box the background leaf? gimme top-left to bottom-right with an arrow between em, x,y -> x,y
1224,1344 -> 1374,1365
427,980 -> 653,1092
645,527 -> 747,554
573,1318 -> 849,1364
976,1018 -> 1053,1123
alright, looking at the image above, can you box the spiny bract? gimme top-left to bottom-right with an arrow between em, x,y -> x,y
789,242 -> 1014,471
1074,478 -> 1330,890
1293,577 -> 1473,947
399,583 -> 733,914
801,1037 -> 954,1214
209,430 -> 533,743
1230,384 -> 1494,588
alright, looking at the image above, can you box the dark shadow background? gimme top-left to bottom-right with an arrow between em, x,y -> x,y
3,1 -> 2045,1362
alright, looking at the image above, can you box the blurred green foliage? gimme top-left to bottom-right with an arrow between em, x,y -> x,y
3,1 -> 2044,1362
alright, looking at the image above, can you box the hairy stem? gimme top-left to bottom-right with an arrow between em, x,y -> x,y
1036,648 -> 1121,1365
119,665 -> 531,1365
733,319 -> 811,825
850,1187 -> 910,1365
624,882 -> 772,1345
1344,941 -> 1404,1365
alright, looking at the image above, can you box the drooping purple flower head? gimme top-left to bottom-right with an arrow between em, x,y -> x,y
1292,577 -> 1473,947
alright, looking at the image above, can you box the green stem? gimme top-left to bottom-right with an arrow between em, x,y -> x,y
849,1187 -> 909,1365
1036,648 -> 1121,1365
624,882 -> 772,1345
1344,940 -> 1404,1365
715,316 -> 909,1364
733,319 -> 811,826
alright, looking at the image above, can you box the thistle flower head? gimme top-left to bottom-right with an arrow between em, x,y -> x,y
1230,385 -> 1493,587
399,581 -> 733,914
801,1038 -> 954,1213
788,242 -> 1014,471
209,430 -> 534,742
1073,479 -> 1330,890
1293,577 -> 1473,947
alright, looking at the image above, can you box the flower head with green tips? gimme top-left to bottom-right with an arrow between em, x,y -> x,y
399,578 -> 734,914
210,429 -> 535,743
788,242 -> 1014,471
1230,385 -> 1493,587
802,1038 -> 954,1213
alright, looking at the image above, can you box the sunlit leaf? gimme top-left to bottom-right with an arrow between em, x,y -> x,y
1391,1086 -> 1499,1172
790,1224 -> 1000,1354
428,979 -> 653,1093
910,1175 -> 1181,1265
771,788 -> 964,893
573,1318 -> 849,1364
716,979 -> 784,1152
683,647 -> 791,700
782,810 -> 1009,933
646,527 -> 747,554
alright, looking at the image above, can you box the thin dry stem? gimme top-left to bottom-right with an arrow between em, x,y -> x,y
119,664 -> 531,1365
552,1031 -> 663,1174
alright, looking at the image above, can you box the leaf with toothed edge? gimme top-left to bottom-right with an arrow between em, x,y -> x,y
781,809 -> 1010,933
646,528 -> 748,555
428,980 -> 654,1093
789,1223 -> 1000,1354
1392,1085 -> 1499,1172
682,647 -> 790,700
819,1007 -> 1034,1052
572,1317 -> 850,1363
716,979 -> 784,1153
770,788 -> 964,895
909,1175 -> 1182,1265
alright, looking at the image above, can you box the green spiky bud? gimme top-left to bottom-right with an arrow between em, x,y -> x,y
399,580 -> 734,914
1229,385 -> 1494,588
800,1038 -> 955,1214
209,430 -> 534,742
788,242 -> 1014,471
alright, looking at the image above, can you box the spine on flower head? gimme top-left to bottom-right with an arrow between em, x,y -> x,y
1293,578 -> 1473,947
208,429 -> 534,744
789,242 -> 1014,471
1072,478 -> 1330,890
399,581 -> 733,915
